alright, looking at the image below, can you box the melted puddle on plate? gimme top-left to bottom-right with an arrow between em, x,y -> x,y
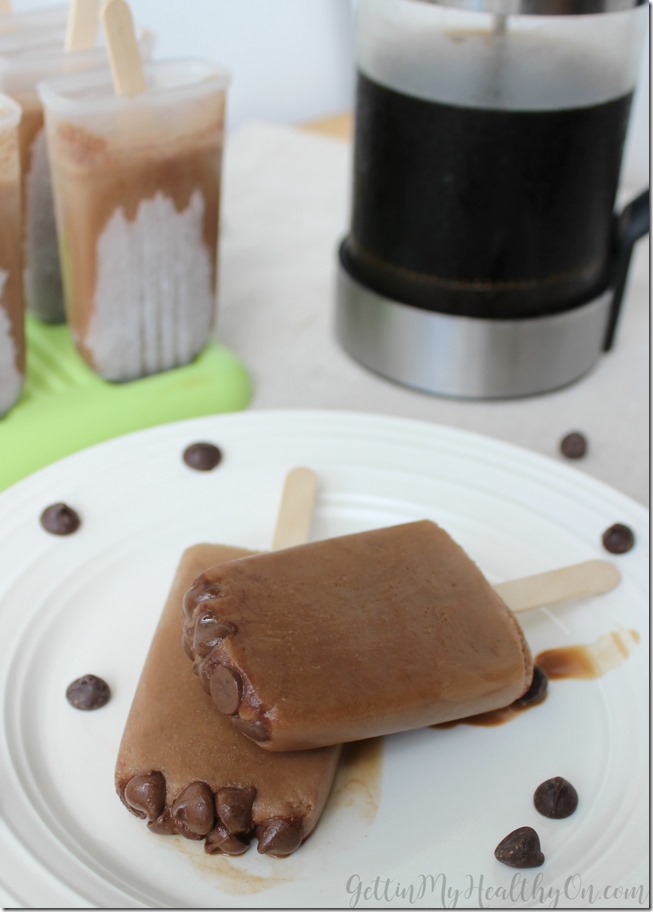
536,628 -> 641,680
434,628 -> 642,729
174,736 -> 384,894
180,842 -> 295,895
328,735 -> 384,824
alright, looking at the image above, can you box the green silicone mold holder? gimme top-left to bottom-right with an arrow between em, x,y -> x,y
0,316 -> 252,491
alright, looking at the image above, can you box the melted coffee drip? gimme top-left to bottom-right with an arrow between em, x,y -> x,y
537,629 -> 640,680
434,629 -> 641,729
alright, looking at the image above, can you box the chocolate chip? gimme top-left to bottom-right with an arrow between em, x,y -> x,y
513,666 -> 548,708
183,579 -> 225,619
560,432 -> 587,459
232,715 -> 271,742
171,781 -> 215,837
205,823 -> 250,856
602,523 -> 635,554
148,809 -> 177,835
256,817 -> 303,856
66,674 -> 110,710
123,772 -> 166,822
216,786 -> 256,834
183,443 -> 223,471
494,826 -> 544,868
210,665 -> 243,715
40,502 -> 81,535
534,777 -> 578,819
193,613 -> 236,657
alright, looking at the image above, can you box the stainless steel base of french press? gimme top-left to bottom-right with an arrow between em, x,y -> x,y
335,243 -> 615,400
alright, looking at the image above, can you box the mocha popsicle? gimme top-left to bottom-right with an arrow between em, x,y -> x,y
183,520 -> 534,751
39,57 -> 225,375
115,542 -> 341,856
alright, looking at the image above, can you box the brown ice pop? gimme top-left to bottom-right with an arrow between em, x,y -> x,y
183,520 -> 534,751
115,542 -> 341,856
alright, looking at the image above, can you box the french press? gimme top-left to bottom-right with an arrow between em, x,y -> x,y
336,0 -> 649,398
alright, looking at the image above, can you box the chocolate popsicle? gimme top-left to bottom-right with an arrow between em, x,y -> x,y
183,520 -> 533,751
115,542 -> 341,856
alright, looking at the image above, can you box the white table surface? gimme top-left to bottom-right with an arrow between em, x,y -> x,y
217,122 -> 649,507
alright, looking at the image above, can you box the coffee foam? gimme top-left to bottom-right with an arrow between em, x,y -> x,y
84,189 -> 214,381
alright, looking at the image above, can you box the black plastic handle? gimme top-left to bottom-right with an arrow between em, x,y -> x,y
603,189 -> 650,351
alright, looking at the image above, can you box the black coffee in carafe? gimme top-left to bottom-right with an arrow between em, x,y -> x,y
336,0 -> 649,398
347,74 -> 632,318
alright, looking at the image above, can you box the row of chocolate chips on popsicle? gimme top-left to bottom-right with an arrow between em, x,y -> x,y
120,772 -> 302,857
181,571 -> 272,742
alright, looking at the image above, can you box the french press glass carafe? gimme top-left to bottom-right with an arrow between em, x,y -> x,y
336,0 -> 649,398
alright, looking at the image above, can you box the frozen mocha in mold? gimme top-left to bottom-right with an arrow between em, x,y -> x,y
1,35 -> 153,323
184,521 -> 534,751
0,96 -> 24,416
115,543 -> 341,857
39,57 -> 226,378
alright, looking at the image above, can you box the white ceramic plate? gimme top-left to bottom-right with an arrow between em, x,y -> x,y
0,410 -> 648,909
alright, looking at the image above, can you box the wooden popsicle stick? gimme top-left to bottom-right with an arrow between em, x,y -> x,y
101,0 -> 145,96
65,0 -> 99,52
0,0 -> 12,15
494,559 -> 621,614
272,467 -> 318,551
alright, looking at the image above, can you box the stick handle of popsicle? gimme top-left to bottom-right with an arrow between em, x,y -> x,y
0,0 -> 12,15
101,0 -> 145,96
65,0 -> 99,52
273,467 -> 318,550
494,559 -> 621,614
